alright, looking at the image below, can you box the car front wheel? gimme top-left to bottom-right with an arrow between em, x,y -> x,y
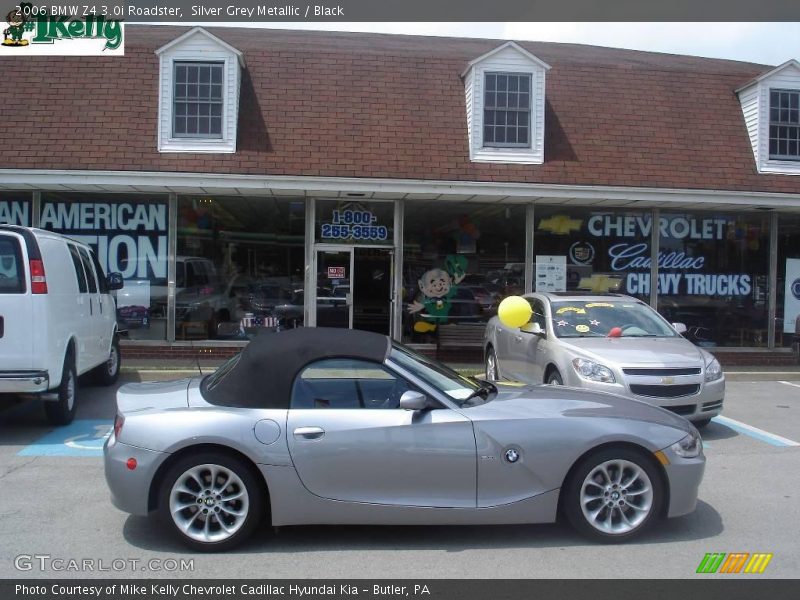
563,447 -> 664,542
546,370 -> 563,385
485,348 -> 500,381
159,452 -> 265,552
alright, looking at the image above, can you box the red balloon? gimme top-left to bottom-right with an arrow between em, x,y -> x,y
608,327 -> 623,338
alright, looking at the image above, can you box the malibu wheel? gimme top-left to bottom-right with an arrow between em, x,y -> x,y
159,453 -> 264,552
485,349 -> 500,381
563,448 -> 663,542
546,370 -> 563,385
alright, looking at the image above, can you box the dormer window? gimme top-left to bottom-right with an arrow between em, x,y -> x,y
463,42 -> 550,164
483,72 -> 531,148
768,89 -> 800,160
173,62 -> 224,138
156,27 -> 244,154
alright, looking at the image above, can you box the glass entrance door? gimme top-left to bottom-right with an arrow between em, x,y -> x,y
315,248 -> 353,328
313,246 -> 393,334
352,247 -> 393,335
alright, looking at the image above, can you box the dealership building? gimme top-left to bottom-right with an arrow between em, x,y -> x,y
2,26 -> 800,363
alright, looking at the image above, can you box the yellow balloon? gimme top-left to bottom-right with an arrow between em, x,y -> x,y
498,296 -> 533,329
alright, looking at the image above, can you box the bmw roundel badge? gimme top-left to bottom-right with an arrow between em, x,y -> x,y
505,448 -> 520,463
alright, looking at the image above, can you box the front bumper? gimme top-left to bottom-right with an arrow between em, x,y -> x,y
103,436 -> 169,516
661,447 -> 706,518
0,370 -> 49,394
563,369 -> 724,423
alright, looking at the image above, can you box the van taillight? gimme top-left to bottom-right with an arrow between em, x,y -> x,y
29,259 -> 47,294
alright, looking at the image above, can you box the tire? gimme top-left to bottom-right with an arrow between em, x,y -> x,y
692,418 -> 712,429
45,353 -> 78,426
485,348 -> 500,381
159,452 -> 265,552
546,369 -> 563,385
563,447 -> 664,543
94,335 -> 121,386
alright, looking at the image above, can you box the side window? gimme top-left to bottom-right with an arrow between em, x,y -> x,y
530,299 -> 547,330
90,252 -> 108,293
77,247 -> 98,293
68,244 -> 88,293
291,358 -> 414,410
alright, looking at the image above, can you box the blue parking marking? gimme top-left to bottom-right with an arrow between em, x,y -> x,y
18,419 -> 112,457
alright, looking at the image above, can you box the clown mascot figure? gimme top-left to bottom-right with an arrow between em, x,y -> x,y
407,255 -> 467,334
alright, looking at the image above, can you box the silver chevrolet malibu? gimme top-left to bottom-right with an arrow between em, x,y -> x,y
484,293 -> 725,427
105,327 -> 705,551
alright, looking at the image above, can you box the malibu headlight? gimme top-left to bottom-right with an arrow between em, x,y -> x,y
670,431 -> 702,458
704,356 -> 723,382
572,358 -> 615,383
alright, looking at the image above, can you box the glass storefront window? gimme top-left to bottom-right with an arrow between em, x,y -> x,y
40,192 -> 169,341
402,202 -> 526,345
656,212 -> 769,348
777,214 -> 800,348
315,199 -> 394,246
0,192 -> 32,226
176,196 -> 305,340
533,207 -> 650,301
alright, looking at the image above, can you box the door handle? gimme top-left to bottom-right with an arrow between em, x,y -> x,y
89,298 -> 93,315
293,426 -> 325,440
536,346 -> 546,352
514,335 -> 523,342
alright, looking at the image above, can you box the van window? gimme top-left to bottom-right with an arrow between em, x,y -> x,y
77,247 -> 98,293
90,252 -> 108,293
68,244 -> 88,293
0,237 -> 24,294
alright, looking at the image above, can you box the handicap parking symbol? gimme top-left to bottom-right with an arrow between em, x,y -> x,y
18,420 -> 112,457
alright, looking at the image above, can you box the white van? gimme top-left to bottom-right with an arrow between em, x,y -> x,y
0,226 -> 124,424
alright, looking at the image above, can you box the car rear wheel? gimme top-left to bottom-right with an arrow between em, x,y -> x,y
159,452 -> 264,552
546,370 -> 563,385
485,348 -> 500,381
94,335 -> 121,386
563,447 -> 664,542
45,353 -> 77,426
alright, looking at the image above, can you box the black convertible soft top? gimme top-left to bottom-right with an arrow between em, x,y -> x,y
202,327 -> 392,409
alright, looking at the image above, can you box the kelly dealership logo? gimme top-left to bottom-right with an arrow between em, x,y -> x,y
2,3 -> 123,53
696,552 -> 773,574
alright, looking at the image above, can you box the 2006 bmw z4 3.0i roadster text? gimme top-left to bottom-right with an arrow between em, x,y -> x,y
104,327 -> 705,551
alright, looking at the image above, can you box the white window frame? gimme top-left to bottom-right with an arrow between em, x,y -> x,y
463,42 -> 549,165
156,28 -> 243,154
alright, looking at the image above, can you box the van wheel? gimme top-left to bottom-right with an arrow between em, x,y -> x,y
45,355 -> 78,426
95,335 -> 121,386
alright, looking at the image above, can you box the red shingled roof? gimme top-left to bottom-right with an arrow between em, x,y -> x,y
1,25 -> 796,194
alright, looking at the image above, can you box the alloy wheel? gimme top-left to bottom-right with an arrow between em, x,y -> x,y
579,459 -> 654,535
169,464 -> 250,543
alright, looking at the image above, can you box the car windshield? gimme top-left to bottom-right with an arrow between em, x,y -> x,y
549,300 -> 678,338
389,343 -> 481,404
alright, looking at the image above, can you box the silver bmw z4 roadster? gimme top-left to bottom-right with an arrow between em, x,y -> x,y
104,327 -> 705,551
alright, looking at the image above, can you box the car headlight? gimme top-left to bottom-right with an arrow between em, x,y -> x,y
704,357 -> 722,382
572,358 -> 616,383
670,431 -> 702,458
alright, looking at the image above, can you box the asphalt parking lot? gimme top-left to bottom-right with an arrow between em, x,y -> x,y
0,375 -> 798,579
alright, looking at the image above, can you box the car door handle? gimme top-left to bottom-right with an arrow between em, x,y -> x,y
536,346 -> 546,352
293,426 -> 325,440
514,335 -> 523,343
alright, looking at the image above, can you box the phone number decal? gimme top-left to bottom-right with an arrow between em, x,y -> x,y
320,210 -> 388,241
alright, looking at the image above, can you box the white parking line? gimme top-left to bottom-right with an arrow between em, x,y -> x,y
713,415 -> 800,447
779,380 -> 800,389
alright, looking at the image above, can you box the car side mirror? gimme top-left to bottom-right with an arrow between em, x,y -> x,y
521,322 -> 545,336
400,391 -> 433,411
107,272 -> 124,291
672,322 -> 688,334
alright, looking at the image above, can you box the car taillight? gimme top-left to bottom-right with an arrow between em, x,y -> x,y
29,259 -> 47,294
113,413 -> 125,440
